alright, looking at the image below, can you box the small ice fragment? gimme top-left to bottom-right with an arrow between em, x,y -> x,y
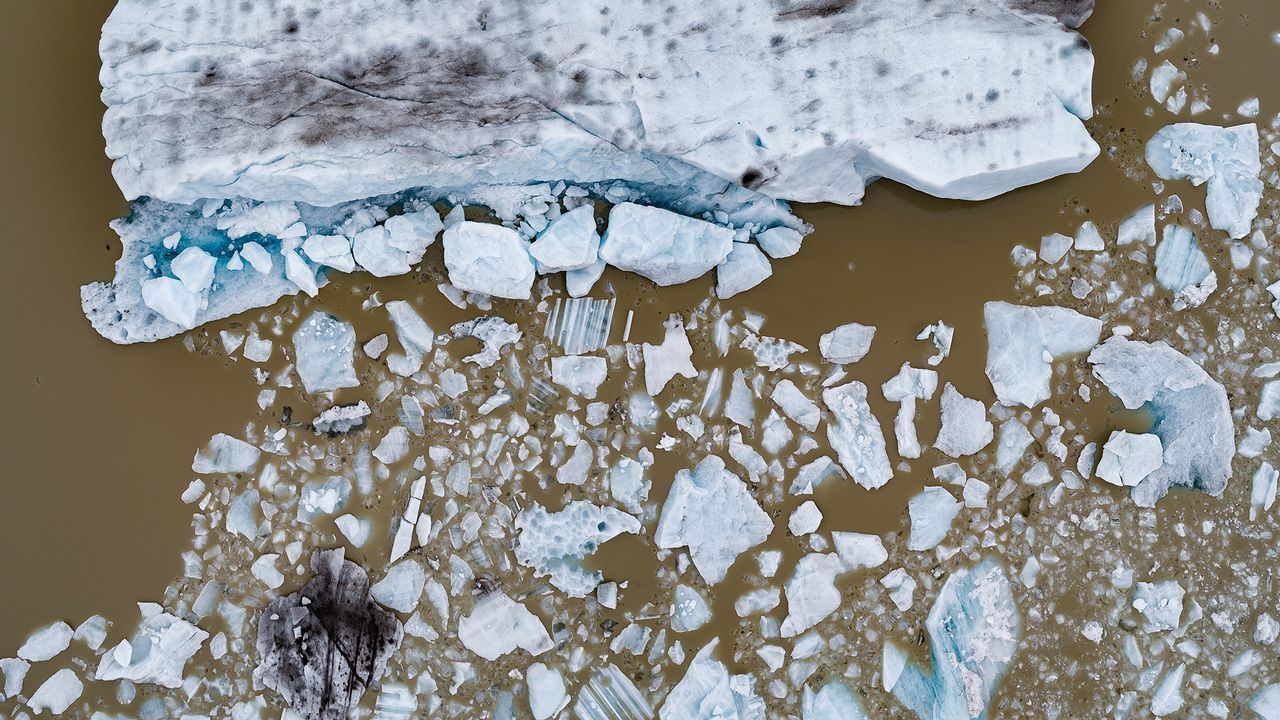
442,221 -> 535,299
907,486 -> 961,551
17,622 -> 74,663
715,242 -> 772,298
140,276 -> 202,328
515,501 -> 641,597
831,532 -> 887,570
1251,462 -> 1278,521
880,568 -> 916,612
1133,580 -> 1185,631
802,679 -> 871,720
916,321 -> 953,366
385,300 -> 434,377
819,323 -> 875,364
292,311 -> 359,394
303,234 -> 356,272
1039,232 -> 1072,264
780,553 -> 846,637
1117,203 -> 1156,246
658,640 -> 763,720
283,249 -> 318,297
527,662 -> 568,720
250,554 -> 285,589
95,607 -> 208,688
1074,221 -> 1105,251
983,302 -> 1102,407
995,418 -> 1033,474
1154,225 -> 1216,310
881,363 -> 938,459
551,355 -> 608,398
1095,431 -> 1164,487
239,240 -> 272,273
789,501 -> 823,536
643,315 -> 697,396
192,433 -> 260,473
1149,61 -> 1185,104
312,401 -> 371,434
370,559 -> 426,613
771,379 -> 820,432
670,584 -> 712,633
934,384 -> 993,457
1145,123 -> 1262,238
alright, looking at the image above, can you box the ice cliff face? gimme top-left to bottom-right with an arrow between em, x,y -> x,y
88,0 -> 1098,342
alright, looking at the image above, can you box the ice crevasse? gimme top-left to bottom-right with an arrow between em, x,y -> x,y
85,0 -> 1100,341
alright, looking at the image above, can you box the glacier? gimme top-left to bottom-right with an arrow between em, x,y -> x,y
87,0 -> 1098,341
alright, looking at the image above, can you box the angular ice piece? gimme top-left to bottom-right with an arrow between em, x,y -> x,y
450,316 -> 521,367
170,246 -> 216,294
566,258 -> 607,297
655,456 -> 773,585
1154,225 -> 1216,310
1133,580 -> 1184,631
516,501 -> 641,597
573,664 -> 653,720
780,553 -> 846,637
1251,462 -> 1278,521
293,311 -> 359,394
226,488 -> 260,539
888,559 -> 1019,720
529,205 -> 599,273
771,379 -> 820,432
934,384 -> 993,457
983,302 -> 1102,407
27,668 -> 83,716
1251,685 -> 1280,720
302,234 -> 356,273
442,221 -> 535,299
297,476 -> 352,523
370,559 -> 426,613
1145,123 -> 1261,238
0,658 -> 28,701
74,616 -> 109,651
254,550 -> 402,716
284,248 -> 319,296
600,204 -> 734,286
1039,232 -> 1072,264
670,584 -> 712,633
823,381 -> 893,489
545,296 -> 615,355
1095,431 -> 1164,487
1149,60 -> 1184,104
355,208 -> 441,276
17,622 -> 74,662
832,532 -> 888,570
1151,663 -> 1185,716
1074,221 -> 1105,251
882,364 -> 939,459
725,369 -> 756,428
458,589 -> 552,661
716,242 -> 772,299
789,501 -> 823,536
373,426 -> 410,465
1117,203 -> 1157,246
1088,337 -> 1234,506
609,457 -> 648,513
907,487 -> 961,551
251,554 -> 285,588
659,640 -> 763,720
1269,281 -> 1280,321
802,679 -> 870,720
527,663 -> 568,720
1262,381 -> 1280,421
192,433 -> 260,474
140,276 -> 202,329
643,315 -> 697,396
551,355 -> 608,398
385,300 -> 434,377
819,323 -> 876,364
756,226 -> 803,259
97,605 -> 209,688
881,568 -> 917,612
995,418 -> 1033,474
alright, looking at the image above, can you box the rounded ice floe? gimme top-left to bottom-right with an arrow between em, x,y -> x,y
983,301 -> 1102,408
600,204 -> 734,286
715,242 -> 772,299
755,226 -> 803,259
292,311 -> 359,394
442,221 -> 535,299
529,205 -> 599,273
1087,336 -> 1235,506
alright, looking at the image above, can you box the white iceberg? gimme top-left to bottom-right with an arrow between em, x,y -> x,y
292,311 -> 359,394
643,314 -> 697,396
600,204 -> 734,286
823,381 -> 893,489
907,486 -> 961,551
934,384 -> 993,457
1095,431 -> 1164,487
529,205 -> 599,273
442,221 -> 535,299
819,323 -> 876,365
458,590 -> 553,661
716,242 -> 773,299
658,641 -> 764,720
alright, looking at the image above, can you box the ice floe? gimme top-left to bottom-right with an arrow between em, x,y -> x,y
1145,123 -> 1261,238
983,301 -> 1102,407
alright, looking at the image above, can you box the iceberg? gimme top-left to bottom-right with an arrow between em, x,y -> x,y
292,311 -> 359,394
528,205 -> 599,273
96,605 -> 209,689
659,641 -> 764,720
819,323 -> 876,365
823,381 -> 894,489
550,355 -> 608,399
1153,225 -> 1216,310
886,558 -> 1019,720
17,622 -> 74,663
27,668 -> 83,716
1095,431 -> 1164,487
572,664 -> 653,720
442,221 -> 536,299
655,456 -> 773,585
780,553 -> 846,637
643,315 -> 697,396
1145,123 -> 1261,238
515,501 -> 641,597
601,204 -> 734,286
907,486 -> 962,551
983,302 -> 1102,407
527,663 -> 569,720
670,584 -> 713,633
716,242 -> 773,299
1088,337 -> 1234,506
370,559 -> 426,614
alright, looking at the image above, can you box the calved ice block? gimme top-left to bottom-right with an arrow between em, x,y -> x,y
983,301 -> 1102,407
1145,123 -> 1261,239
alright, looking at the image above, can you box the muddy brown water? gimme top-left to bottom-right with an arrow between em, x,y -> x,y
0,0 -> 1275,703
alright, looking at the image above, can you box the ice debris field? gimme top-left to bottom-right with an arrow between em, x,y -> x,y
7,0 -> 1280,718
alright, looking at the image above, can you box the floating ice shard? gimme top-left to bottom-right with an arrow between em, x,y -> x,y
600,204 -> 734,286
886,558 -> 1019,720
1133,580 -> 1184,632
192,433 -> 260,474
823,381 -> 893,489
384,300 -> 434,377
780,553 -> 846,637
1251,684 -> 1280,720
293,311 -> 359,394
27,668 -> 82,716
1117,203 -> 1157,246
802,679 -> 871,720
1154,225 -> 1216,310
551,355 -> 608,398
515,501 -> 641,597
832,531 -> 888,570
312,401 -> 371,434
302,234 -> 356,273
882,363 -> 939,459
545,296 -> 616,355
643,315 -> 697,396
819,323 -> 876,365
671,584 -> 713,633
1145,123 -> 1261,238
530,205 -> 600,273
1095,431 -> 1164,487
1252,462 -> 1279,521
17,622 -> 74,663
357,207 -> 441,276
527,663 -> 569,720
655,456 -> 773,585
450,316 -> 522,367
756,226 -> 803,259
771,379 -> 821,432
457,588 -> 553,661
97,604 -> 208,689
982,301 -> 1102,407
908,486 -> 962,551
370,559 -> 426,614
254,550 -> 401,719
716,242 -> 773,299
442,221 -> 535,299
1088,336 -> 1234,506
659,640 -> 764,720
934,384 -> 993,458
995,418 -> 1033,474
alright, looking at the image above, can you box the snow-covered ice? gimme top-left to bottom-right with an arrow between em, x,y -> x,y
658,641 -> 763,720
96,605 -> 208,688
1096,431 -> 1164,488
457,590 -> 552,661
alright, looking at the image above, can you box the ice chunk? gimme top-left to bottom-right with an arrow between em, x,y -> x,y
725,369 -> 756,428
370,559 -> 426,613
887,559 -> 1019,720
529,205 -> 599,273
312,401 -> 371,434
1145,123 -> 1261,238
995,418 -> 1033,474
450,316 -> 522,367
1251,462 -> 1278,521
771,379 -> 820,432
302,234 -> 356,272
882,364 -> 939,459
1263,381 -> 1280,421
907,487 -> 961,551
1039,232 -> 1072,264
1151,664 -> 1185,716
832,531 -> 887,570
1074,221 -> 1105,251
756,226 -> 803,259
140,276 -> 202,329
600,203 -> 734,286
934,384 -> 993,457
1154,225 -> 1216,310
655,456 -> 773,585
97,605 -> 209,688
609,457 -> 649,513
1088,337 -> 1234,505
354,209 -> 440,276
254,550 -> 402,716
1117,203 -> 1156,246
442,221 -> 535,299
1133,580 -> 1184,631
789,501 -> 823,535
545,296 -> 615,355
385,300 -> 434,377
293,311 -> 359,394
457,589 -> 552,661
823,381 -> 893,489
802,679 -> 870,720
670,584 -> 712,633
551,355 -> 608,398
716,242 -> 772,299
1251,685 -> 1280,720
917,322 -> 954,366
659,640 -> 763,720
516,501 -> 641,597
170,246 -> 216,293
643,315 -> 697,396
1095,431 -> 1164,487
819,323 -> 875,364
572,664 -> 653,720
17,622 -> 74,662
28,668 -> 83,715
983,302 -> 1102,407
73,616 -> 109,651
527,663 -> 568,720
192,433 -> 260,473
566,258 -> 607,297
780,553 -> 846,637
1,658 -> 28,700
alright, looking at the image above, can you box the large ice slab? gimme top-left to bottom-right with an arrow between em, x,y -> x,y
1154,225 -> 1216,310
1088,336 -> 1234,506
659,640 -> 764,720
1145,123 -> 1261,239
983,302 -> 1102,407
515,501 -> 641,597
823,381 -> 893,489
600,204 -> 734,286
886,558 -> 1019,720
